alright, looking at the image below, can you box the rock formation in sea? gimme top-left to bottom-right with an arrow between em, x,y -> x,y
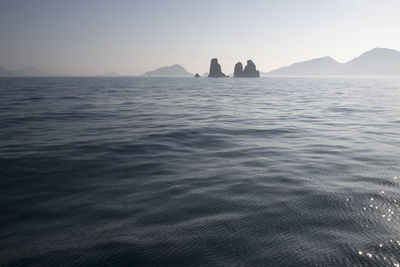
208,58 -> 227,77
234,60 -> 260,78
234,62 -> 244,77
195,73 -> 200,77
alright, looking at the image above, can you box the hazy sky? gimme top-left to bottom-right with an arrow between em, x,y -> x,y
1,0 -> 400,75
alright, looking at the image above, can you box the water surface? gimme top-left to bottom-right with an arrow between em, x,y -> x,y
0,77 -> 400,266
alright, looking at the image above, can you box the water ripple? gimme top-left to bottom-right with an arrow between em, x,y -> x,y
1,77 -> 400,266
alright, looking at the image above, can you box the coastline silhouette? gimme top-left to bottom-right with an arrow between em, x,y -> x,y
2,48 -> 400,77
136,48 -> 400,78
266,47 -> 400,76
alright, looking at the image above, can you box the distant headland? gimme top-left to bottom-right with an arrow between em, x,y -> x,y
266,47 -> 400,76
142,64 -> 193,77
0,65 -> 46,77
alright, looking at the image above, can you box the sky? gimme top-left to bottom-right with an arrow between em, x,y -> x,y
1,0 -> 400,75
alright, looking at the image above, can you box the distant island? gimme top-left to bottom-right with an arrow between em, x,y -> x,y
265,48 -> 400,76
0,65 -> 46,76
142,64 -> 193,77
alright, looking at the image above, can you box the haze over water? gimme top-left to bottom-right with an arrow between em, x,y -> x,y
1,77 -> 400,266
1,0 -> 400,75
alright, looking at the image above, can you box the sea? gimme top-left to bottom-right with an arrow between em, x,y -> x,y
0,77 -> 400,266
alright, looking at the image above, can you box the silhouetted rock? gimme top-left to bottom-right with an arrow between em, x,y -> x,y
208,58 -> 226,77
243,60 -> 260,77
234,60 -> 260,78
195,73 -> 200,77
234,62 -> 243,77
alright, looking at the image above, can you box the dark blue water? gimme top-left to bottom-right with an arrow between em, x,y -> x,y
1,77 -> 400,266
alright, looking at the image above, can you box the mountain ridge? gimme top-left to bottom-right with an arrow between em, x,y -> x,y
142,64 -> 193,77
0,65 -> 46,76
0,65 -> 13,76
266,48 -> 400,76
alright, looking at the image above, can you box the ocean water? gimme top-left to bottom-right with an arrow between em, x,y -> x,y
0,77 -> 400,266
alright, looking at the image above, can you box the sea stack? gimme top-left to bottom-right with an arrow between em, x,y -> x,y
194,73 -> 200,77
234,60 -> 260,78
234,62 -> 244,77
208,58 -> 226,77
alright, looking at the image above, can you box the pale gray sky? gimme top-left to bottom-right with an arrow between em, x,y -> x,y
1,0 -> 399,75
